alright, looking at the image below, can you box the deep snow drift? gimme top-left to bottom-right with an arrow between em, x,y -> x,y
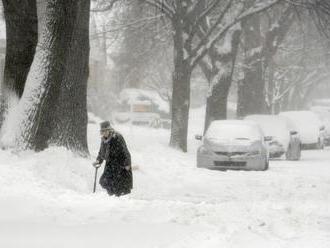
0,108 -> 330,248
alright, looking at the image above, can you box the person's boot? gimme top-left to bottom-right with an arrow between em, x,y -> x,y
115,189 -> 131,197
106,189 -> 114,196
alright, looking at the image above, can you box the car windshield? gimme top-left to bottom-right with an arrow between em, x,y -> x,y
206,123 -> 261,141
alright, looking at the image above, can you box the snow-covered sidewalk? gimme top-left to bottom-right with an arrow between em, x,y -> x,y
0,119 -> 330,248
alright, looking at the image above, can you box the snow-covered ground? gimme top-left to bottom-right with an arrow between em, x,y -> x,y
0,108 -> 330,248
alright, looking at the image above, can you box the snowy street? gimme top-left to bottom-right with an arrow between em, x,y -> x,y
0,117 -> 329,248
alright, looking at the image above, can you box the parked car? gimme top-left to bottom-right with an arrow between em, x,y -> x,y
311,98 -> 330,108
195,120 -> 270,171
310,106 -> 330,146
279,111 -> 325,149
112,88 -> 170,128
113,100 -> 161,128
244,115 -> 301,160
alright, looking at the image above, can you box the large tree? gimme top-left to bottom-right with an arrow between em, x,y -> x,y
237,3 -> 296,117
142,0 -> 281,152
89,0 -> 281,152
0,0 -> 91,155
200,27 -> 241,133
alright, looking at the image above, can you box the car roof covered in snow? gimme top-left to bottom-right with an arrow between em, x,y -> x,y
245,115 -> 295,145
245,114 -> 296,131
279,111 -> 322,126
206,120 -> 263,141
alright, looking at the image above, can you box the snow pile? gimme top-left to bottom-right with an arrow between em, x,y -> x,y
0,147 -> 93,196
0,92 -> 20,147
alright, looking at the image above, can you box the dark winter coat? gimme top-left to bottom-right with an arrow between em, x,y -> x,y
97,131 -> 133,196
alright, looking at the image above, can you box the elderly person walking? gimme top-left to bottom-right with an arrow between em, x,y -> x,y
93,121 -> 133,196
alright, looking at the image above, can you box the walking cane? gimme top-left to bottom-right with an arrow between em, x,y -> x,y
93,166 -> 99,193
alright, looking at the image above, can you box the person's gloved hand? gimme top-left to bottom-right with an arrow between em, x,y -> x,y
92,160 -> 101,168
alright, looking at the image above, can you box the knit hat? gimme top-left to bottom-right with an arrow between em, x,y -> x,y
100,121 -> 112,131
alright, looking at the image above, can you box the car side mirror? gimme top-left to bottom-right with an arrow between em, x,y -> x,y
195,134 -> 203,141
264,136 -> 273,142
290,131 -> 298,136
320,125 -> 325,131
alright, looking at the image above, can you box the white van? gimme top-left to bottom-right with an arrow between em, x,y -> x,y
113,100 -> 161,128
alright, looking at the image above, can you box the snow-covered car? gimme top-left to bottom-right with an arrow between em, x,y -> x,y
244,115 -> 301,160
311,98 -> 330,108
113,100 -> 161,128
195,120 -> 270,171
310,106 -> 330,146
112,88 -> 170,128
279,111 -> 325,149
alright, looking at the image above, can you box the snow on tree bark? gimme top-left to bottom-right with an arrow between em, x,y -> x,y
263,6 -> 296,113
237,10 -> 265,118
0,0 -> 90,155
143,0 -> 280,152
238,4 -> 295,117
169,12 -> 192,152
201,28 -> 241,133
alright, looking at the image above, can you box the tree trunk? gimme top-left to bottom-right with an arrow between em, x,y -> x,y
237,13 -> 266,118
238,6 -> 295,118
170,61 -> 191,152
169,18 -> 191,152
0,0 -> 38,127
2,0 -> 90,155
204,82 -> 230,132
204,72 -> 233,132
203,29 -> 241,133
49,0 -> 90,155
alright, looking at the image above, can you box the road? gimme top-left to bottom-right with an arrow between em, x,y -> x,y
0,122 -> 329,248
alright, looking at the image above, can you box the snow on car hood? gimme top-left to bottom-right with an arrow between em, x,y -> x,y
204,137 -> 261,152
